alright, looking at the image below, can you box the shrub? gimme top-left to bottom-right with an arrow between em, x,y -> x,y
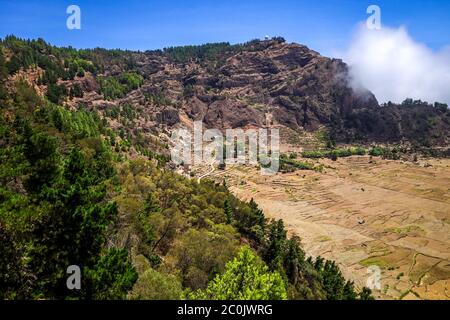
302,147 -> 366,159
129,268 -> 183,300
280,155 -> 316,172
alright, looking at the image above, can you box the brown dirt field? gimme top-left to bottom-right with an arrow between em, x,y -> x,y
208,156 -> 450,300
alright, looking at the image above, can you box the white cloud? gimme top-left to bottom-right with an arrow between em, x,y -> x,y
342,24 -> 450,105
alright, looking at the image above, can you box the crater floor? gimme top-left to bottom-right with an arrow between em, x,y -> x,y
208,156 -> 450,300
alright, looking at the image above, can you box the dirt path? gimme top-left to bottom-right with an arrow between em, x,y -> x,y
197,162 -> 215,183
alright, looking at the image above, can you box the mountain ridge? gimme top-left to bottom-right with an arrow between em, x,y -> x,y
2,35 -> 450,151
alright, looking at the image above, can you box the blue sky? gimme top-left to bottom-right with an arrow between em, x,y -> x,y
0,0 -> 449,57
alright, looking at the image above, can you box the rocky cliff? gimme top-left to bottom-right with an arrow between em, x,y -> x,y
3,36 -> 449,148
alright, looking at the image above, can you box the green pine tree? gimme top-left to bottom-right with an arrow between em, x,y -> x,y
191,247 -> 287,300
224,199 -> 233,224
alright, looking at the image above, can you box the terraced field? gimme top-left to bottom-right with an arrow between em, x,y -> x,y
207,156 -> 450,300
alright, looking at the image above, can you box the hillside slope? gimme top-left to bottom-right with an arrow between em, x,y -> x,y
0,37 -> 377,300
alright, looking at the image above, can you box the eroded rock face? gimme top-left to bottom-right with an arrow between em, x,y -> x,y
60,38 -> 449,146
79,74 -> 99,92
141,40 -> 379,135
81,39 -> 380,135
155,106 -> 180,126
167,41 -> 378,134
203,100 -> 265,129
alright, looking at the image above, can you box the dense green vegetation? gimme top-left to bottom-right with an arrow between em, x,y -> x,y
279,154 -> 321,172
0,81 -> 135,299
302,147 -> 366,160
366,145 -> 449,160
368,146 -> 409,160
161,37 -> 286,63
163,42 -> 233,63
98,72 -> 144,100
331,98 -> 450,147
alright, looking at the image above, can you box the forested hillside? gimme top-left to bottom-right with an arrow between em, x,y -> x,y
0,37 -> 374,300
